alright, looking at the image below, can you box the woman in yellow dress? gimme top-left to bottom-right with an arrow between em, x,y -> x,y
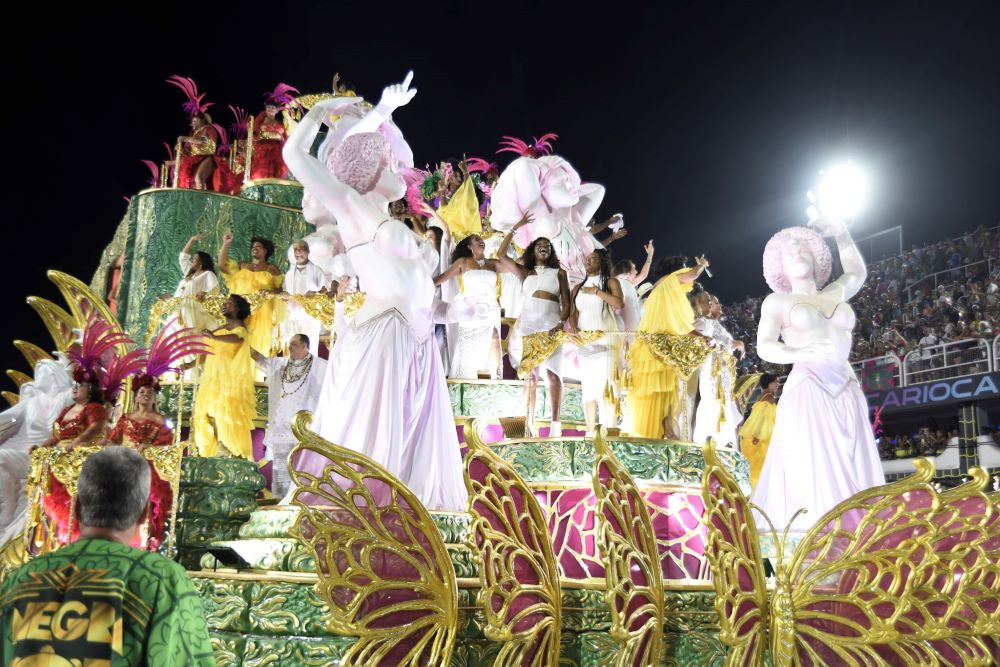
627,255 -> 709,439
739,372 -> 779,488
218,231 -> 284,356
192,295 -> 256,459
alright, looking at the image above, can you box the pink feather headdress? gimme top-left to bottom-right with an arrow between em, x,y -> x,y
141,160 -> 160,187
496,133 -> 558,158
212,124 -> 231,156
265,83 -> 301,109
229,105 -> 250,139
134,318 -> 211,392
464,157 -> 498,174
166,75 -> 214,118
401,167 -> 430,215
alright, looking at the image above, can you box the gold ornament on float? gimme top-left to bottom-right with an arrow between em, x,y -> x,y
463,419 -> 562,667
592,426 -> 665,667
701,440 -> 1000,667
288,411 -> 458,667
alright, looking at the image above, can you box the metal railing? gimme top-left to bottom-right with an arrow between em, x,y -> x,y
902,338 -> 992,386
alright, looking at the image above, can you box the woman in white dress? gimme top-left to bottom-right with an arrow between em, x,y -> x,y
0,358 -> 73,549
174,234 -> 221,330
751,219 -> 885,532
281,73 -> 467,511
498,215 -> 572,436
691,293 -> 744,447
570,249 -> 624,433
434,234 -> 502,379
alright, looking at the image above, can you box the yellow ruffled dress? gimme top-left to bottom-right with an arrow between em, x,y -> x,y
222,260 -> 284,355
626,269 -> 695,438
192,325 -> 256,459
738,396 -> 777,488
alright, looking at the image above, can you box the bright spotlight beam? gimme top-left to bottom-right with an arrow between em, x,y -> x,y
807,162 -> 867,223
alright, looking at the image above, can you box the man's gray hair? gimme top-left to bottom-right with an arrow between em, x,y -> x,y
292,239 -> 310,252
76,446 -> 151,531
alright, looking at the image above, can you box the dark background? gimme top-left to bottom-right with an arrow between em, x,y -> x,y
2,1 -> 998,380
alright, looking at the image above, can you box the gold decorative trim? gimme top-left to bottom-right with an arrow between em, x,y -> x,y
518,330 -> 604,378
1,391 -> 18,407
5,370 -> 31,388
463,419 -> 562,666
636,332 -> 712,378
592,426 -> 665,666
288,412 -> 458,667
241,178 -> 302,189
25,297 -> 77,352
523,480 -> 702,493
13,340 -> 53,370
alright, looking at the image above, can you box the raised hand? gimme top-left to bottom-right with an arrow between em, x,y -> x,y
190,233 -> 205,242
379,71 -> 417,111
644,239 -> 654,255
809,216 -> 849,238
514,212 -> 535,229
222,231 -> 234,244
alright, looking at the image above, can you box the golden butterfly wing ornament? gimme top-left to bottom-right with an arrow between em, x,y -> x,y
48,271 -> 116,328
700,441 -> 769,667
287,412 -> 458,667
26,297 -> 77,352
780,460 -> 998,667
463,419 -> 562,667
592,426 -> 664,667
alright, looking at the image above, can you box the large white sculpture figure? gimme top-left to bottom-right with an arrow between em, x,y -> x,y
281,72 -> 467,511
750,218 -> 885,531
489,136 -> 605,282
0,358 -> 73,547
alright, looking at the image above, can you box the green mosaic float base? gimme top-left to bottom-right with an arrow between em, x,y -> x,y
103,188 -> 312,343
240,181 -> 304,208
201,507 -> 475,576
160,379 -> 585,426
158,382 -> 269,424
450,380 -> 585,422
177,457 -> 265,567
489,436 -> 751,488
192,575 -> 727,667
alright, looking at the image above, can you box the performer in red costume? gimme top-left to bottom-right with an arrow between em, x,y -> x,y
108,323 -> 207,549
250,83 -> 299,180
40,318 -> 140,544
167,75 -> 220,190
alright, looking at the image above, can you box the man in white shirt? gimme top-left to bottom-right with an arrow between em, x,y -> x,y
251,334 -> 327,497
281,240 -> 328,356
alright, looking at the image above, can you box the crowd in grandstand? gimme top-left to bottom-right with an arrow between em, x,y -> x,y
725,224 -> 1000,374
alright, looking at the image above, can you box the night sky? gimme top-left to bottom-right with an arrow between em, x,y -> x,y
3,2 -> 999,379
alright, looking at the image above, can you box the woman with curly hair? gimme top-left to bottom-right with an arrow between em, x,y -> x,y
218,232 -> 283,356
750,221 -> 885,531
498,215 -> 572,436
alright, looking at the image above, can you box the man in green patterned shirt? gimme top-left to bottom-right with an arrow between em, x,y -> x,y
0,446 -> 214,666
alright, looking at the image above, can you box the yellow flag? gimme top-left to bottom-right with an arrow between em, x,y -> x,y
436,177 -> 481,240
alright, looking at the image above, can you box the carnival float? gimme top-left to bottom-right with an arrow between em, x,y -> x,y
0,71 -> 996,667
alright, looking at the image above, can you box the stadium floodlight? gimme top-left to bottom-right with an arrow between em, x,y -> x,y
807,162 -> 867,222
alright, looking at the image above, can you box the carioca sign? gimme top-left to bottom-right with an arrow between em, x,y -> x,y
866,373 -> 1000,412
